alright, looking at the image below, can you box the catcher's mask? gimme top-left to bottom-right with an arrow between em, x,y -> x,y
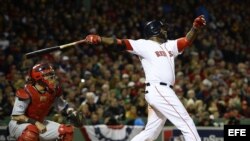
144,20 -> 168,40
30,63 -> 57,93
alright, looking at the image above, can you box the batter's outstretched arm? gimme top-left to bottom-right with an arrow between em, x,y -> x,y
84,35 -> 132,51
177,15 -> 206,52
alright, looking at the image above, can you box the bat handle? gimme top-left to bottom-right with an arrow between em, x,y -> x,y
60,39 -> 86,49
76,39 -> 87,44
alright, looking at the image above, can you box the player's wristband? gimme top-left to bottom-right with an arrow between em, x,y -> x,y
27,118 -> 37,124
113,37 -> 122,46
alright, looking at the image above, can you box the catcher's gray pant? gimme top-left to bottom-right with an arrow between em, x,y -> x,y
131,83 -> 201,141
8,120 -> 61,141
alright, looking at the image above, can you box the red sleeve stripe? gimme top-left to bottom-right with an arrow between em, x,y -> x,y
123,39 -> 133,51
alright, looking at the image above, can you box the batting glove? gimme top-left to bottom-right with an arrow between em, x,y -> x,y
85,35 -> 102,45
193,15 -> 206,29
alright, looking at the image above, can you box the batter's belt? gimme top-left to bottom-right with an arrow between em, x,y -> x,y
144,82 -> 173,94
146,82 -> 173,88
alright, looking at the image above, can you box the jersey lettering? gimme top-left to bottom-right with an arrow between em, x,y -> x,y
155,51 -> 167,57
168,51 -> 174,57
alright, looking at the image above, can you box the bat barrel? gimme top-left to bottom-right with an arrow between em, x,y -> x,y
25,46 -> 60,59
25,39 -> 86,58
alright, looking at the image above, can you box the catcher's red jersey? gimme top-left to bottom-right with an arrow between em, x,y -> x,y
16,84 -> 62,122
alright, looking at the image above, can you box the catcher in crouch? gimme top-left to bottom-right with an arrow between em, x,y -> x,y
8,63 -> 83,141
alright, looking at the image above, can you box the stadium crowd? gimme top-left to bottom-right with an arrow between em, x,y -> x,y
0,0 -> 249,127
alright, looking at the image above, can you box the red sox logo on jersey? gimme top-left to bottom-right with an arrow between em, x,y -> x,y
155,51 -> 173,57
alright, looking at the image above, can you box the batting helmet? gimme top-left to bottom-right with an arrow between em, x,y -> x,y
30,63 -> 56,92
144,20 -> 165,39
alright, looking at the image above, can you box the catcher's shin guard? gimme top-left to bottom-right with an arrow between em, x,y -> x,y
17,124 -> 39,141
58,124 -> 74,141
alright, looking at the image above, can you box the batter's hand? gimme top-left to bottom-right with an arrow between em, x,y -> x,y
193,15 -> 206,29
85,34 -> 101,45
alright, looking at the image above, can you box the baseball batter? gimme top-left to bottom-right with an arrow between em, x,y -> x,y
85,15 -> 206,141
8,63 -> 83,141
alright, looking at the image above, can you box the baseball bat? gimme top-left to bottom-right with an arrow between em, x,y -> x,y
25,39 -> 86,58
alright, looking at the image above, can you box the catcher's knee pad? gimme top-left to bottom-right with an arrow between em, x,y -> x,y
58,124 -> 74,141
17,124 -> 39,141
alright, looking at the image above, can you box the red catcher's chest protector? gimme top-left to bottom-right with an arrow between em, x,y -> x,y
17,84 -> 61,122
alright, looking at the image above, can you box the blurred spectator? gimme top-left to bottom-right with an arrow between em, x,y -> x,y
96,106 -> 104,123
224,107 -> 241,125
103,99 -> 125,125
81,92 -> 97,113
186,89 -> 203,115
1,85 -> 15,116
135,96 -> 147,117
0,34 -> 10,51
96,92 -> 109,106
126,105 -> 137,121
65,91 -> 78,109
197,112 -> 214,126
174,85 -> 187,107
90,112 -> 101,125
209,47 -> 224,61
78,104 -> 91,119
208,100 -> 219,119
196,79 -> 213,104
240,100 -> 250,118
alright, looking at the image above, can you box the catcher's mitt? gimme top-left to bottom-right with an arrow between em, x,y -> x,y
67,111 -> 84,128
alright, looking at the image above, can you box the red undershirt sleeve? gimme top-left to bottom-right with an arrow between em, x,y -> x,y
122,39 -> 133,51
177,37 -> 191,52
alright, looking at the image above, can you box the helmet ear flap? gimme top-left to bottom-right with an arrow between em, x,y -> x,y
28,69 -> 36,85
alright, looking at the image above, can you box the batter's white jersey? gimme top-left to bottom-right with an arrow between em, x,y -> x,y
128,39 -> 201,141
128,39 -> 180,85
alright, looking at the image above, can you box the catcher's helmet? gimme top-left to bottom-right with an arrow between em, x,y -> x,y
30,63 -> 56,92
144,20 -> 165,39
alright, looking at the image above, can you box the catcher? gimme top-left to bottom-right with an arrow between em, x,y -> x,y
8,63 -> 84,141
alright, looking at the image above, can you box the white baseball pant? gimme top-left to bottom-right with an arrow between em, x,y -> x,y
131,83 -> 201,141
